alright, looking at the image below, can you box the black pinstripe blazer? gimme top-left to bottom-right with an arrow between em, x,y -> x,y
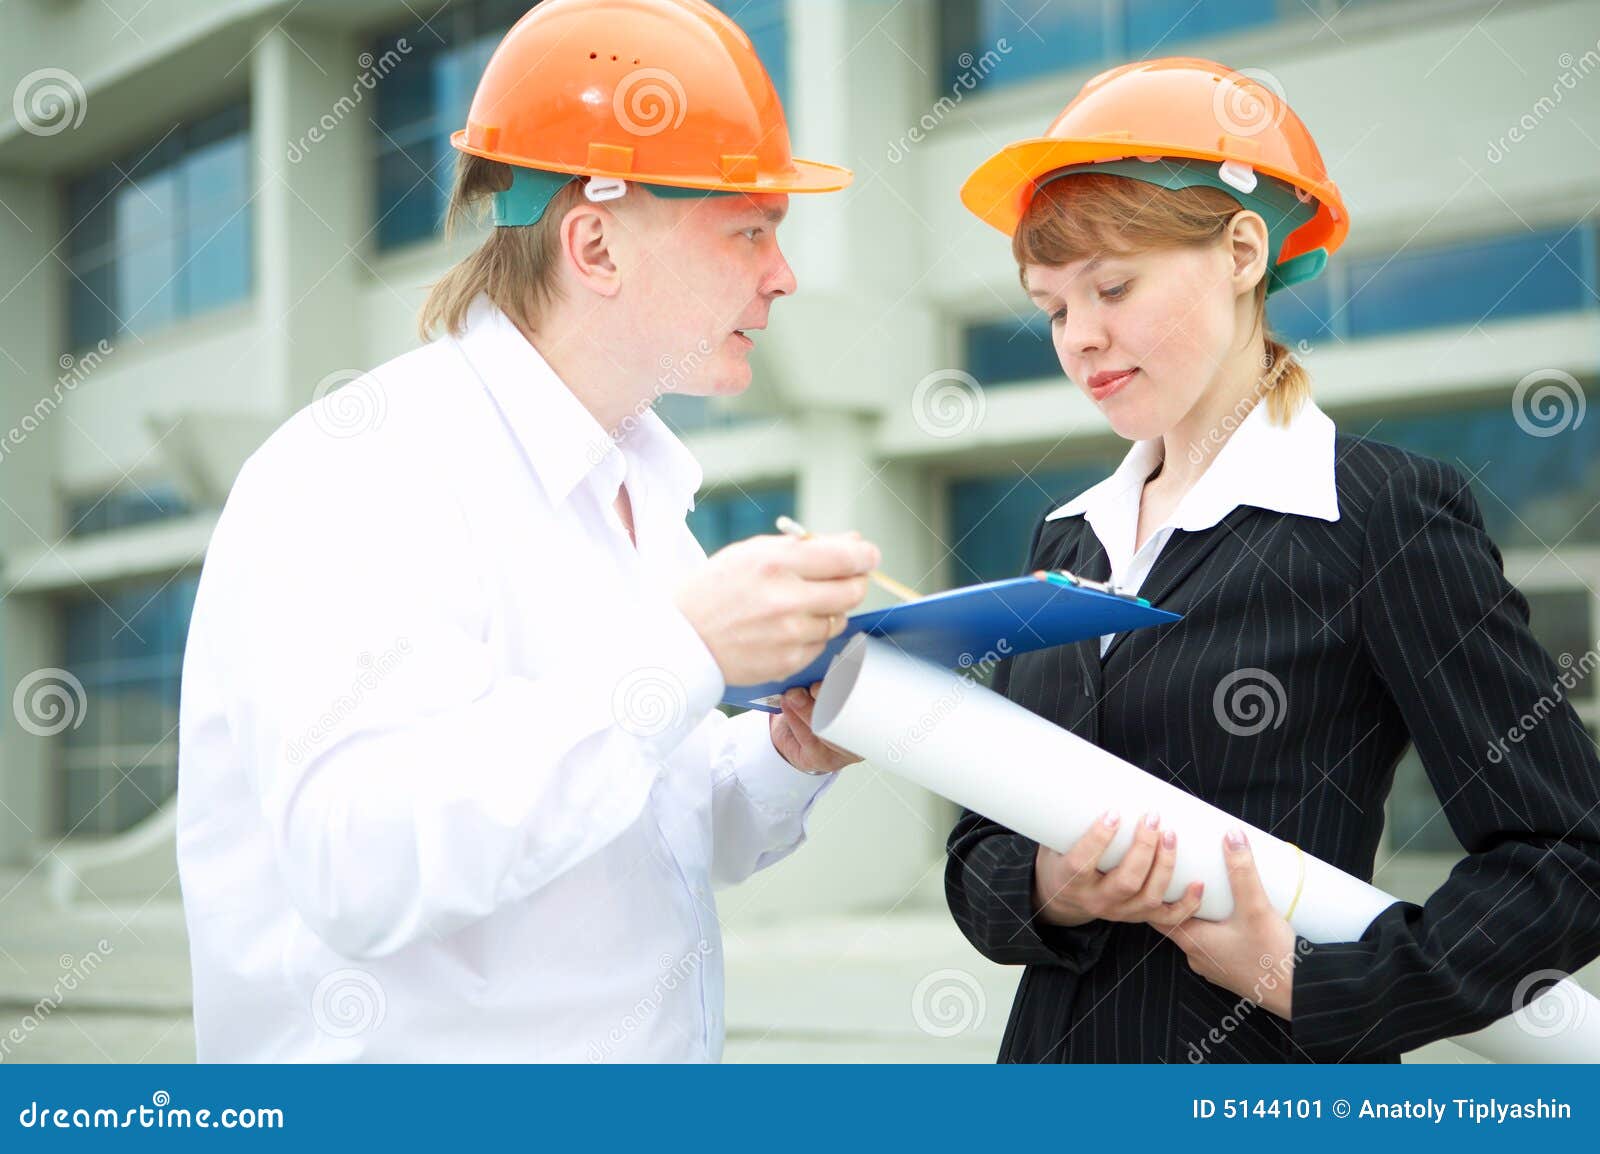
945,435 -> 1600,1062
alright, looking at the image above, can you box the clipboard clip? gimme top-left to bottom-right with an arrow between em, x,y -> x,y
1035,568 -> 1150,606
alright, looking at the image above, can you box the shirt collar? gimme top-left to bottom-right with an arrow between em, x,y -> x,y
1045,395 -> 1340,530
450,295 -> 702,513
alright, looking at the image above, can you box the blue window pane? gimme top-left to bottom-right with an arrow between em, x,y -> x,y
1123,0 -> 1277,58
376,145 -> 445,249
1266,274 -> 1337,345
948,463 -> 1121,586
688,484 -> 796,555
980,0 -> 1107,90
64,103 -> 251,350
67,483 -> 191,538
1363,400 -> 1600,550
965,314 -> 1059,386
57,573 -> 199,834
1345,225 -> 1595,338
714,0 -> 789,107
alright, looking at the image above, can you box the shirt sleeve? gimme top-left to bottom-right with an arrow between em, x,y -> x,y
1289,456 -> 1600,1060
210,430 -> 726,961
705,706 -> 835,888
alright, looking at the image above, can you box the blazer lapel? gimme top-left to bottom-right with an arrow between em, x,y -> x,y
1099,505 -> 1261,664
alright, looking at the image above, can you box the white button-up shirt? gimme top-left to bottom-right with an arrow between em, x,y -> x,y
177,297 -> 832,1062
1046,397 -> 1341,654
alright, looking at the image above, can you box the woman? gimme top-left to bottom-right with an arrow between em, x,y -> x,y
944,57 -> 1600,1063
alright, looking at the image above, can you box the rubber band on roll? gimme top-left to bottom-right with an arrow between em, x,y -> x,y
1283,843 -> 1307,921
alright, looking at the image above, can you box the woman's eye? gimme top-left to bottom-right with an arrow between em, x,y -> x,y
1100,282 -> 1130,301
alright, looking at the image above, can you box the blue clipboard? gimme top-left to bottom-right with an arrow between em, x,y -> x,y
725,571 -> 1181,712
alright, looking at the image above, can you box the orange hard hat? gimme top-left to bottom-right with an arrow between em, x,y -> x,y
450,0 -> 851,196
960,57 -> 1347,266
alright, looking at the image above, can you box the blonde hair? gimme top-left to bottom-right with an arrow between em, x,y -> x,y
418,152 -> 588,341
1013,172 -> 1308,426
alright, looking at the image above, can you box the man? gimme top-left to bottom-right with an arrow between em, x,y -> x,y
176,0 -> 876,1061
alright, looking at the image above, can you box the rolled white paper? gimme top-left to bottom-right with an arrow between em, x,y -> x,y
812,635 -> 1600,1063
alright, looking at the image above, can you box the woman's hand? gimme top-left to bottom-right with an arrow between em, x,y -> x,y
1033,808 -> 1206,930
1156,830 -> 1298,1019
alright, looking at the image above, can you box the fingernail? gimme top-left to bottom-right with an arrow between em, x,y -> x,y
1101,808 -> 1121,828
1161,829 -> 1176,850
1225,829 -> 1247,850
1144,811 -> 1160,830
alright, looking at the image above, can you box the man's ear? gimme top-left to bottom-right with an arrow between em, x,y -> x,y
1226,210 -> 1270,296
559,204 -> 623,299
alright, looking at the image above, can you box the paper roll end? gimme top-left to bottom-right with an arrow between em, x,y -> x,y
812,634 -> 870,736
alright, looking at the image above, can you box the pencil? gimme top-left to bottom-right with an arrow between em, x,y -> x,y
775,515 -> 921,602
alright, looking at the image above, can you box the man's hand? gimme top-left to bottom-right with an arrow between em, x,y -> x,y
676,532 -> 879,686
1156,830 -> 1297,1019
768,681 -> 860,775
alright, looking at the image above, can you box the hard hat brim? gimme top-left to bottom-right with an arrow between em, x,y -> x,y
961,138 -> 1346,262
450,131 -> 853,195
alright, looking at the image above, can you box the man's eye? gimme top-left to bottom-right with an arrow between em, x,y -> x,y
742,227 -> 764,241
